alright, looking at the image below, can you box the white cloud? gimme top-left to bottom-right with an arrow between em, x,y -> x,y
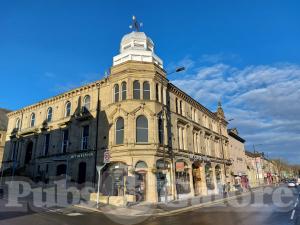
170,58 -> 300,163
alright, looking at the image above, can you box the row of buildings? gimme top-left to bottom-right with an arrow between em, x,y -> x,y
0,19 -> 292,205
227,128 -> 280,189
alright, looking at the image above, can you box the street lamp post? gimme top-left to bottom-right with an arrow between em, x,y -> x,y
162,66 -> 185,202
253,144 -> 263,186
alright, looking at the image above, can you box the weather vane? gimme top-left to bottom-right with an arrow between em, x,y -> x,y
129,15 -> 143,32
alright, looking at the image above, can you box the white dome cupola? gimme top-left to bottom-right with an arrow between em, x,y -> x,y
113,16 -> 163,68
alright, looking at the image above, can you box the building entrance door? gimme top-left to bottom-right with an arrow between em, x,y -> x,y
78,162 -> 86,185
156,159 -> 172,202
135,172 -> 146,202
192,161 -> 202,196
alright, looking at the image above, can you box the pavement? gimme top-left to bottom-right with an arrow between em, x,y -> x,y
0,184 -> 299,225
75,188 -> 260,216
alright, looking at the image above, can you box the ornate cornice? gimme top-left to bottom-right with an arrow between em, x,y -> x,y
7,80 -> 105,118
168,83 -> 220,120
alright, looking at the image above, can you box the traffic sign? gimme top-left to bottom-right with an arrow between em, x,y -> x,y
103,151 -> 110,164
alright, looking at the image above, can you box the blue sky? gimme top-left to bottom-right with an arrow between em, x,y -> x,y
1,1 -> 300,163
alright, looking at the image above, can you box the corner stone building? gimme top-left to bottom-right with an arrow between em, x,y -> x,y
0,108 -> 10,170
2,30 -> 231,203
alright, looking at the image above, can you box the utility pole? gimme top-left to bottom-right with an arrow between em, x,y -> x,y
162,66 -> 185,202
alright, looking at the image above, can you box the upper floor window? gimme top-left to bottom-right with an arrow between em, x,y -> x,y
83,95 -> 91,113
44,133 -> 50,156
133,80 -> 140,99
116,117 -> 124,144
156,84 -> 159,101
62,129 -> 69,153
114,84 -> 119,102
30,113 -> 36,127
158,117 -> 164,144
65,101 -> 71,117
175,98 -> 178,113
81,125 -> 89,150
136,115 -> 148,143
47,107 -> 53,122
15,118 -> 20,130
143,81 -> 150,100
121,82 -> 127,100
180,100 -> 183,115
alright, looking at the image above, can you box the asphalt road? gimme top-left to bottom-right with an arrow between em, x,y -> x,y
0,185 -> 299,225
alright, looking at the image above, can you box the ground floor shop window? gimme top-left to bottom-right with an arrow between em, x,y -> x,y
215,165 -> 223,194
156,159 -> 172,202
135,161 -> 148,202
215,165 -> 222,183
175,160 -> 190,196
192,161 -> 202,196
102,162 -> 127,196
205,164 -> 215,190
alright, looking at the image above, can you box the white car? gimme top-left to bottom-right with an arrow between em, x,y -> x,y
288,182 -> 296,187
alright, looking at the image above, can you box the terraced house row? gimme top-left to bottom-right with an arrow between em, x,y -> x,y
1,24 -> 232,204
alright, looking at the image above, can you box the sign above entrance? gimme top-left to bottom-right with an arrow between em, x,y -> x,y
103,150 -> 110,164
69,152 -> 94,160
189,154 -> 211,163
176,162 -> 185,172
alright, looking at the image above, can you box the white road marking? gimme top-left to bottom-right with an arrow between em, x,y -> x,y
290,209 -> 296,220
66,212 -> 83,216
294,202 -> 298,208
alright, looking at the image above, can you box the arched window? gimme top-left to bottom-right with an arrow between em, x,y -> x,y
114,84 -> 119,102
121,82 -> 127,100
143,81 -> 150,100
65,101 -> 71,117
156,84 -> 159,101
83,95 -> 91,113
46,107 -> 53,122
15,118 -> 20,130
30,113 -> 36,127
133,80 -> 140,99
158,117 -> 164,144
135,161 -> 148,169
136,115 -> 148,143
115,117 -> 124,144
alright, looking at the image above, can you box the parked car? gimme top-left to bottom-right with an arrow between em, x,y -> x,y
288,181 -> 296,188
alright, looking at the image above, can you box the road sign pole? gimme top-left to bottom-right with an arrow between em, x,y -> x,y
96,150 -> 110,207
96,164 -> 106,207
